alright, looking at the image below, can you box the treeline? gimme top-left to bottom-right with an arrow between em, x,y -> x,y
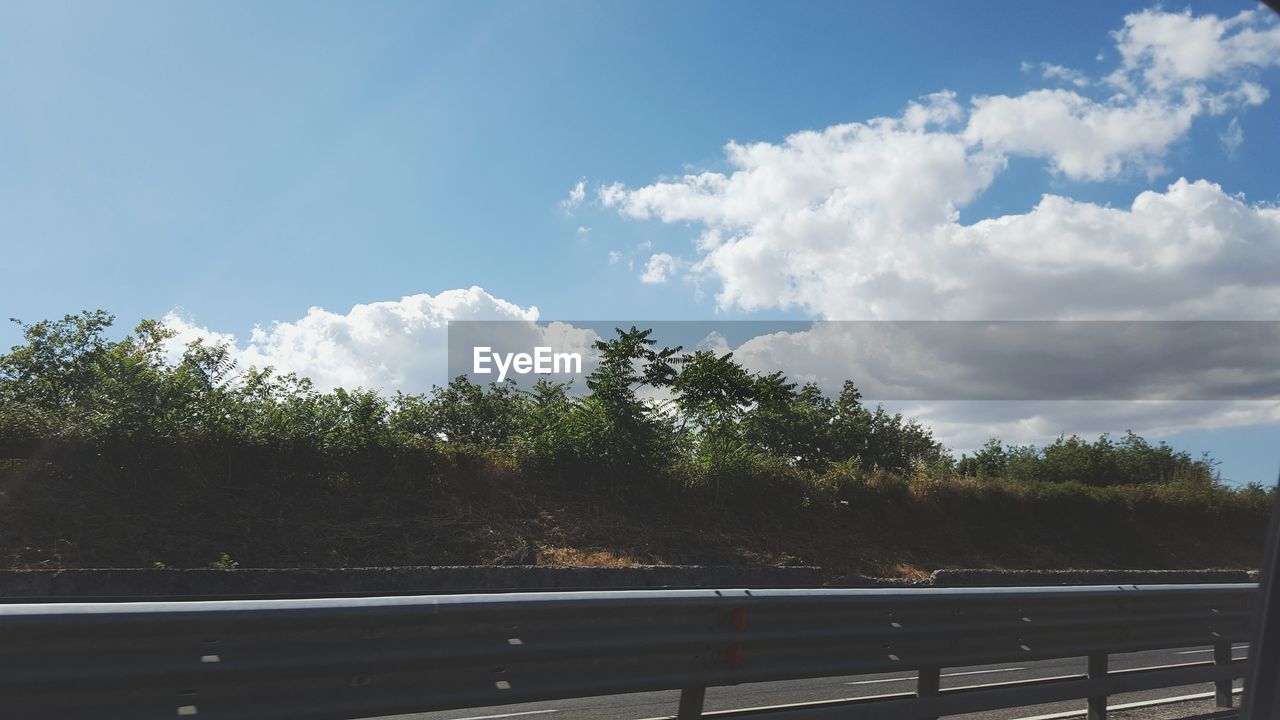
0,310 -> 1271,571
0,311 -> 1244,490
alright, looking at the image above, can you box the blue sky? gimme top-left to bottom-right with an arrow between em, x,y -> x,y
1,1 -> 1278,483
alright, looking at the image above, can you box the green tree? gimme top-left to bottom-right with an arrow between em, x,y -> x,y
671,350 -> 755,436
740,374 -> 834,469
423,376 -> 528,449
957,437 -> 1009,479
581,327 -> 681,472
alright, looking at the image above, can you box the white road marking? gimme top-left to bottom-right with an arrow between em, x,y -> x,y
632,691 -> 908,720
1009,687 -> 1243,720
1175,644 -> 1248,654
450,710 -> 559,720
845,675 -> 916,685
634,649 -> 1245,720
846,666 -> 1025,685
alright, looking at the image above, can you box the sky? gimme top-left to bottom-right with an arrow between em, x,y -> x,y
1,1 -> 1278,483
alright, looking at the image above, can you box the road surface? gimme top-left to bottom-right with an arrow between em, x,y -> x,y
366,644 -> 1247,720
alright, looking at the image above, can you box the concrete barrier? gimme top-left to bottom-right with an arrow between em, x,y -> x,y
0,566 -> 1255,600
928,568 -> 1253,586
0,565 -> 826,600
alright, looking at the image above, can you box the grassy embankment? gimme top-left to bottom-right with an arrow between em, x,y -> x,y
0,311 -> 1270,576
0,449 -> 1269,577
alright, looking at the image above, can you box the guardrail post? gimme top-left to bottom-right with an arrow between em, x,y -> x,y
677,687 -> 705,719
1214,640 -> 1233,707
1087,653 -> 1108,720
917,665 -> 939,720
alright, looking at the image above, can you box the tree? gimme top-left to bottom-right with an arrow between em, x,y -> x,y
1,310 -> 118,410
671,350 -> 755,436
957,437 -> 1008,479
741,374 -> 834,469
581,327 -> 681,471
422,376 -> 528,449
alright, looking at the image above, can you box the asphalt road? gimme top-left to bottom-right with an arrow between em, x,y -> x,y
368,644 -> 1248,720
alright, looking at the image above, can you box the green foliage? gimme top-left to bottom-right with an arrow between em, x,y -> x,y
1,310 -> 119,410
957,432 -> 1218,487
742,376 -> 835,469
956,438 -> 1008,479
577,327 -> 682,474
420,377 -> 528,449
0,309 -> 1257,515
671,350 -> 755,434
512,378 -> 582,467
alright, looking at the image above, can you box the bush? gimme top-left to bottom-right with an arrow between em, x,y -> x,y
0,309 -> 1265,543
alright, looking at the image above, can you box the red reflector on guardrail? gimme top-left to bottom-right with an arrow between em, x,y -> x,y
726,642 -> 742,668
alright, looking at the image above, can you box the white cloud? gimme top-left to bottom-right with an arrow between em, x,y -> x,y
589,6 -> 1280,447
900,90 -> 964,130
1022,61 -> 1091,87
946,178 -> 1280,320
604,116 -> 1002,311
964,89 -> 1199,180
640,253 -> 679,284
973,10 -> 1274,182
162,287 -> 539,392
597,182 -> 627,207
161,311 -> 238,367
606,132 -> 1280,319
1221,116 -> 1244,157
152,7 -> 1280,458
562,178 -> 586,212
1108,8 -> 1280,91
721,321 -> 1280,403
910,400 -> 1280,463
694,330 -> 732,355
716,323 -> 1280,468
576,225 -> 592,235
600,6 -> 1280,321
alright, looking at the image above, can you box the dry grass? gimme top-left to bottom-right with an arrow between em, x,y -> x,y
536,546 -> 644,567
890,563 -> 931,580
0,453 -> 1270,576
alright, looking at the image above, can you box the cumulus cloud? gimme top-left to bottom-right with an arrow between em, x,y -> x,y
591,6 -> 1280,449
163,287 -> 539,393
1108,8 -> 1280,91
711,322 -> 1280,460
610,160 -> 1280,320
718,321 -> 1280,402
961,11 -> 1274,181
1022,61 -> 1091,87
964,89 -> 1201,180
600,6 -> 1280,321
562,178 -> 587,212
606,116 -> 1002,311
154,7 -> 1280,457
640,253 -> 679,284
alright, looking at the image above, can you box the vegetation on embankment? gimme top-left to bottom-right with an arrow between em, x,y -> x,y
0,311 -> 1272,576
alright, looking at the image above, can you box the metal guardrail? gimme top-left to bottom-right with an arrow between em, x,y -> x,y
0,583 -> 1255,719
